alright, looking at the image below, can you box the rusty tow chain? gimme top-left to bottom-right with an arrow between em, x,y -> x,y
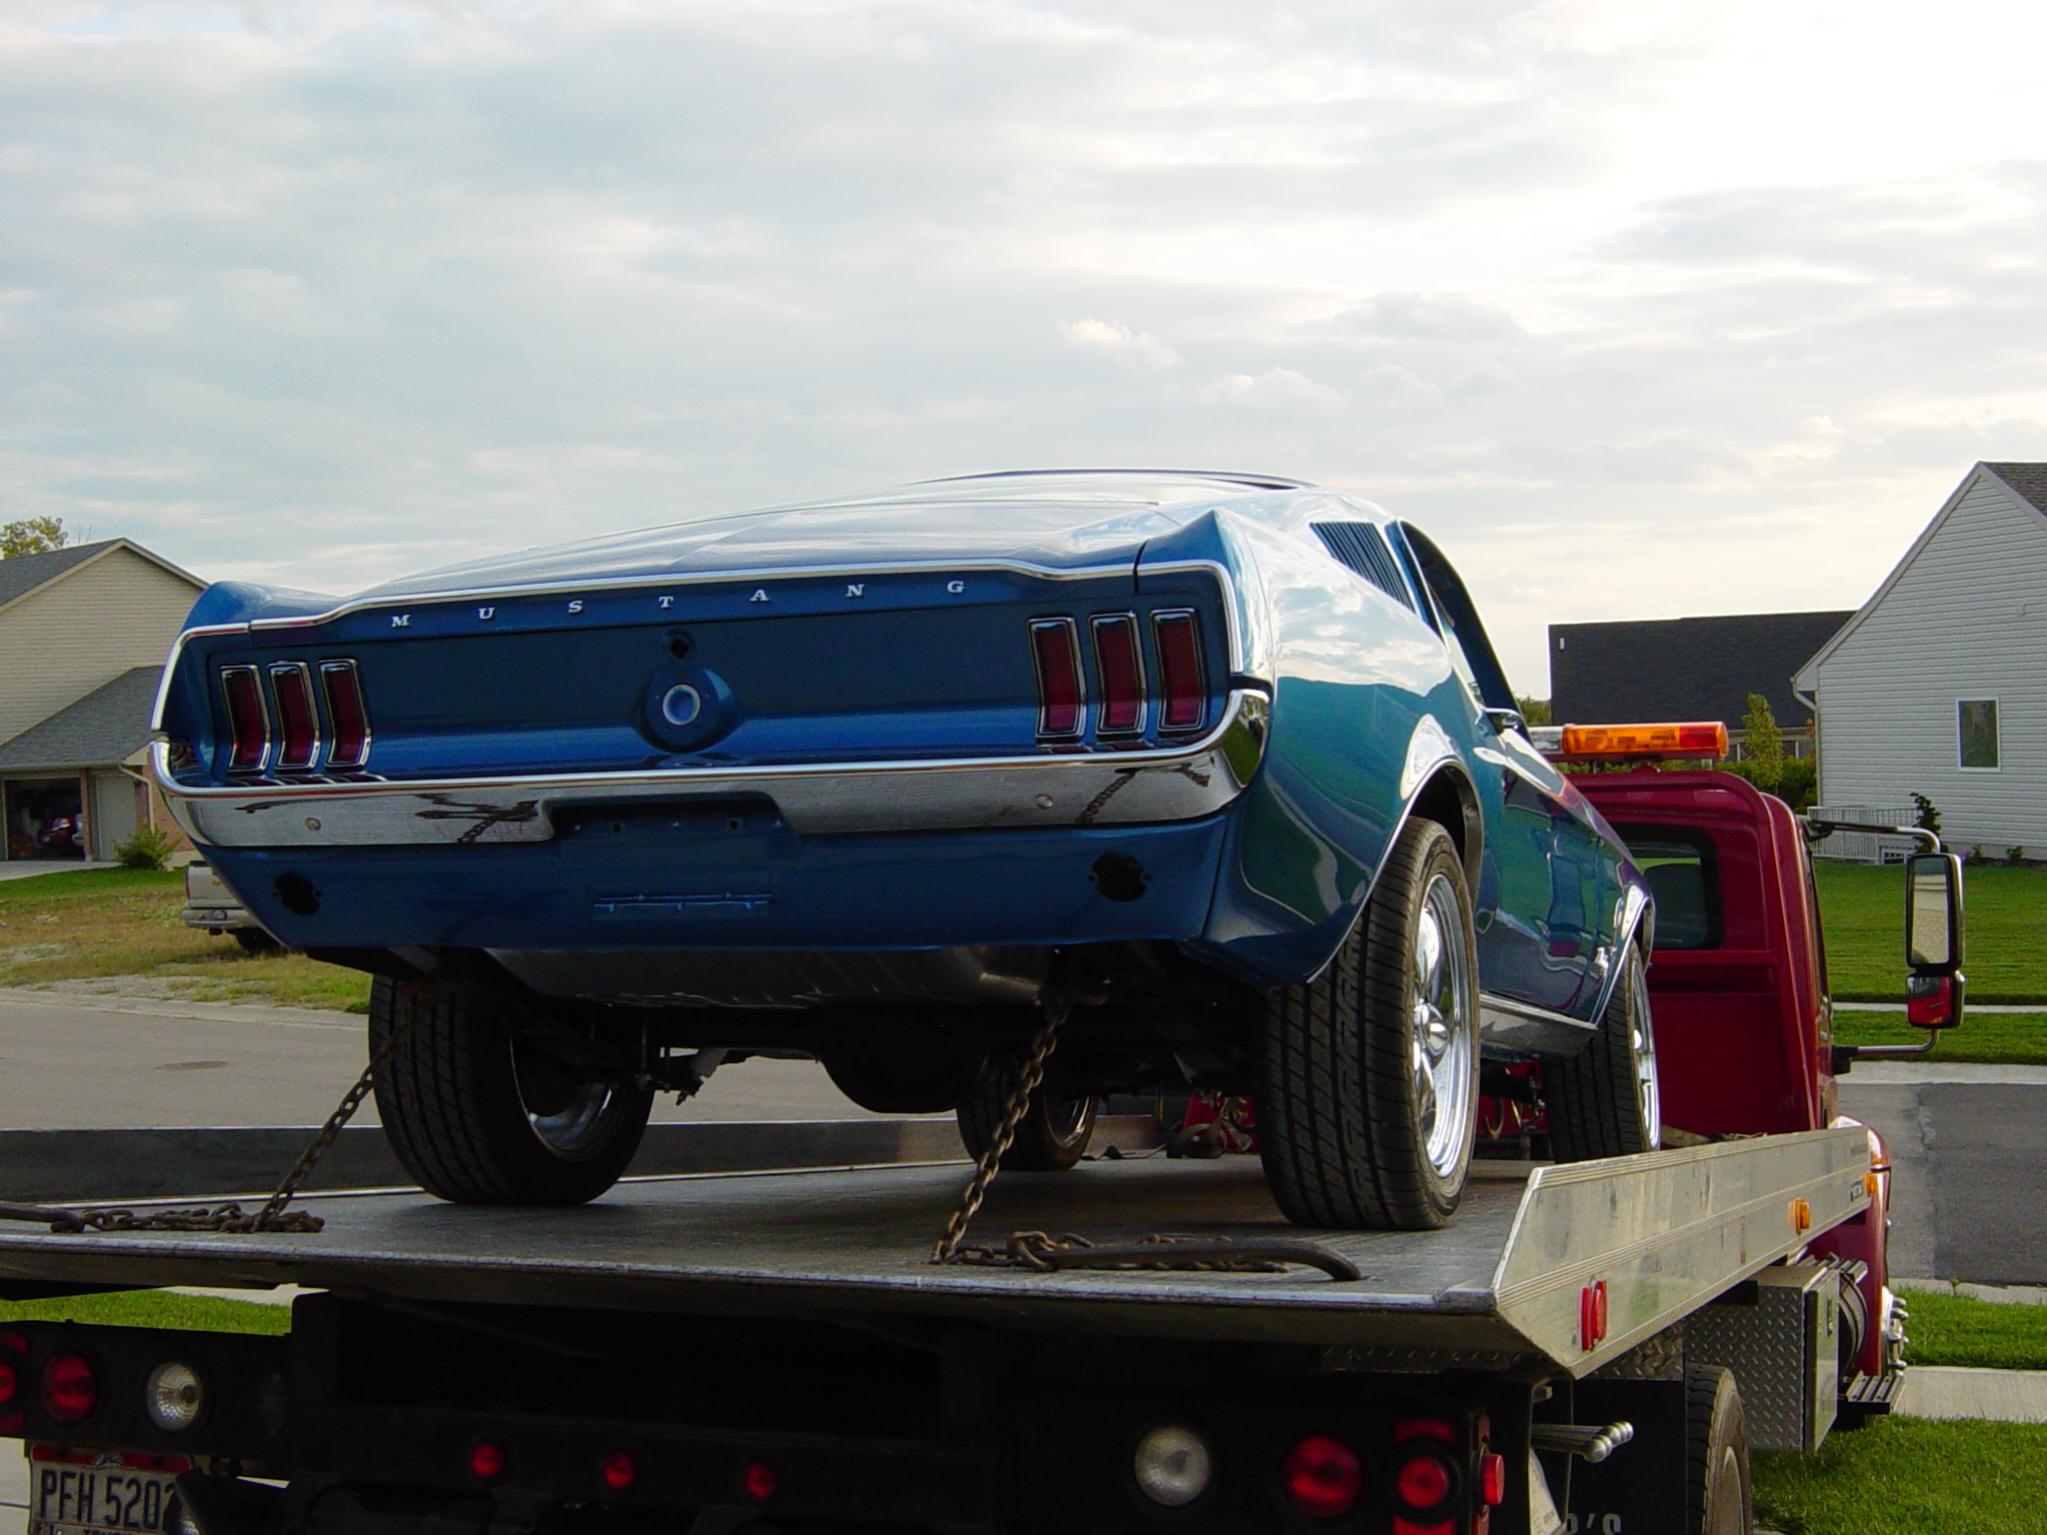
37,1007 -> 419,1235
928,999 -> 1313,1278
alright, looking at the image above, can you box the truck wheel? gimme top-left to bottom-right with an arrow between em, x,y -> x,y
1255,817 -> 1479,1230
231,929 -> 281,955
369,976 -> 654,1205
1685,1367 -> 1753,1535
957,1066 -> 1098,1171
1546,944 -> 1660,1162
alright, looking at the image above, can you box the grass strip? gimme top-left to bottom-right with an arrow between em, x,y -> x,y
1814,860 -> 2046,1002
0,1288 -> 290,1335
1833,1010 -> 2047,1066
1755,1416 -> 2047,1534
1900,1287 -> 2047,1371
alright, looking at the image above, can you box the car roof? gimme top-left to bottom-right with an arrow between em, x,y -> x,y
913,469 -> 1316,501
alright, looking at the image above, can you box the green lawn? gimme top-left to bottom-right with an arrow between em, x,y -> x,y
1814,860 -> 2047,1002
0,1289 -> 290,1335
1834,1010 -> 2047,1066
1900,1287 -> 2047,1371
0,868 -> 370,1011
1755,1418 -> 2047,1534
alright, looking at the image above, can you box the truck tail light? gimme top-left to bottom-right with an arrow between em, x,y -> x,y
1132,1423 -> 1213,1507
268,664 -> 320,771
599,1450 -> 638,1492
1029,619 -> 1085,738
0,1330 -> 22,1434
740,1459 -> 777,1504
1281,1434 -> 1362,1518
1090,615 -> 1146,734
1393,1417 -> 1459,1535
320,660 -> 371,769
42,1353 -> 97,1425
469,1441 -> 507,1482
220,666 -> 269,772
1152,611 -> 1206,731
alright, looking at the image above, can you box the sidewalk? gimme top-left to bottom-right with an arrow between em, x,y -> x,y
1842,1060 -> 2047,1085
1897,1366 -> 2047,1422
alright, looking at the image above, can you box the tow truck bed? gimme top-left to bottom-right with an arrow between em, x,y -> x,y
0,1124 -> 1870,1373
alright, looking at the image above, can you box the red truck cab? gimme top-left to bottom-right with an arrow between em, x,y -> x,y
1563,747 -> 1965,1415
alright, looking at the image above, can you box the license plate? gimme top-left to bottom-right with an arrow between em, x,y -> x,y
26,1450 -> 182,1535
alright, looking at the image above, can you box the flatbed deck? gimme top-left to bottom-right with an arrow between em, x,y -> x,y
0,1125 -> 1872,1374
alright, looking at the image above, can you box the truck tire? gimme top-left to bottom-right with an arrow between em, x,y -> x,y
231,929 -> 281,955
957,1065 -> 1098,1171
1546,944 -> 1660,1163
369,976 -> 654,1205
1255,817 -> 1480,1230
1685,1366 -> 1753,1535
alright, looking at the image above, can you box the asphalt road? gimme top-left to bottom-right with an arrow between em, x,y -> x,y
0,987 -> 877,1129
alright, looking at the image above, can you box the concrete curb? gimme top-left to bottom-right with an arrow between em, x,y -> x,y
1895,1366 -> 2047,1423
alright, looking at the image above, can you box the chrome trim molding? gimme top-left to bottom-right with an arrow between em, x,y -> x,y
151,558 -> 1258,732
152,688 -> 1272,849
1479,992 -> 1599,1057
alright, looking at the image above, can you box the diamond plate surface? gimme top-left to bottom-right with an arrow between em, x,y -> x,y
1689,1265 -> 1840,1452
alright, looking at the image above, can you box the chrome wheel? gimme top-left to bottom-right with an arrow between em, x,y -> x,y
1629,957 -> 1662,1150
511,1037 -> 627,1161
1412,872 -> 1477,1178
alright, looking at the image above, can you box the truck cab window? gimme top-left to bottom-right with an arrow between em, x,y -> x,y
1614,825 -> 1723,951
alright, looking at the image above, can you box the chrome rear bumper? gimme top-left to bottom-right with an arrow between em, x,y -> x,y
153,689 -> 1269,849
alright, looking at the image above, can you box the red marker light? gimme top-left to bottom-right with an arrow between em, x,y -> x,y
1029,619 -> 1085,737
320,660 -> 371,769
1091,614 -> 1145,734
599,1450 -> 638,1492
1580,1279 -> 1609,1350
221,666 -> 268,772
269,663 -> 320,770
42,1354 -> 97,1425
1152,611 -> 1206,731
1480,1450 -> 1507,1506
1281,1435 -> 1363,1519
469,1442 -> 507,1482
741,1459 -> 777,1504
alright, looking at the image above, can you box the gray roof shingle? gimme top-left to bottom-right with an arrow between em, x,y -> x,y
1548,611 -> 1852,730
0,666 -> 163,771
1983,462 -> 2047,516
0,540 -> 120,611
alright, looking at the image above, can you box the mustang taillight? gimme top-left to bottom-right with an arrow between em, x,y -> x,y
269,663 -> 320,770
1029,618 -> 1085,738
1090,614 -> 1145,734
1152,610 -> 1206,731
320,660 -> 371,769
220,665 -> 269,772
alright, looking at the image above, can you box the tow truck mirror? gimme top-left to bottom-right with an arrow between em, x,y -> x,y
1904,851 -> 1965,1030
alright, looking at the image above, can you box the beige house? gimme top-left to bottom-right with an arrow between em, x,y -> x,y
0,540 -> 204,863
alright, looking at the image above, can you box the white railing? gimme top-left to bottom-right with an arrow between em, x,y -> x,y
1809,804 -> 1920,864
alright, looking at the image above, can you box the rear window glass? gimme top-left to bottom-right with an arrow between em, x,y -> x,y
1615,825 -> 1724,951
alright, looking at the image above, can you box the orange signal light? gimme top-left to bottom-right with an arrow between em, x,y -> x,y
1556,721 -> 1728,762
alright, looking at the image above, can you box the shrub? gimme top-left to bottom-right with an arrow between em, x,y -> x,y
1775,758 -> 1818,812
114,825 -> 179,871
1739,694 -> 1782,791
1912,792 -> 1942,837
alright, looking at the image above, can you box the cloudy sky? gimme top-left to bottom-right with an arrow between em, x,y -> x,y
6,1 -> 2046,690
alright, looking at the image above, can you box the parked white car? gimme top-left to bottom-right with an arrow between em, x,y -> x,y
181,861 -> 280,953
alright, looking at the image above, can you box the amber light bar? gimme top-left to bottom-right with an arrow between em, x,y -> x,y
1556,721 -> 1728,762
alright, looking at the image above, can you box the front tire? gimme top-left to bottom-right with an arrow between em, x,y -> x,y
957,1065 -> 1098,1171
369,976 -> 654,1205
1255,818 -> 1480,1230
1546,943 -> 1661,1163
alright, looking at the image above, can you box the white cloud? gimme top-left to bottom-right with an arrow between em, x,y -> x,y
1058,317 -> 1182,371
5,1 -> 2047,690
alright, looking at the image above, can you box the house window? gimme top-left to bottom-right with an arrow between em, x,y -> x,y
1958,699 -> 1999,771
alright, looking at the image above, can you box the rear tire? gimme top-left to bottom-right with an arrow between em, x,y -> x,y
231,928 -> 281,955
956,1065 -> 1098,1171
1255,818 -> 1480,1230
369,975 -> 654,1205
1546,943 -> 1661,1163
1685,1366 -> 1753,1535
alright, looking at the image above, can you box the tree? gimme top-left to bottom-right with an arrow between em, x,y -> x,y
1515,694 -> 1553,726
0,517 -> 67,558
1739,693 -> 1782,790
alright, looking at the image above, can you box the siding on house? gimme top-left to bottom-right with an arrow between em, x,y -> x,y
1798,469 -> 2047,851
0,548 -> 200,744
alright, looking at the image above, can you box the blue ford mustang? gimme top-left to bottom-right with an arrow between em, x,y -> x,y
152,471 -> 1657,1228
